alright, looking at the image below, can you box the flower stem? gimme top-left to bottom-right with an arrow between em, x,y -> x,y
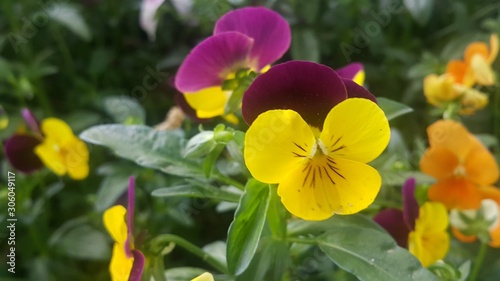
468,241 -> 488,281
149,234 -> 230,275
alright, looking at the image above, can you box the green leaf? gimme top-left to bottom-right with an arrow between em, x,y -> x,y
317,216 -> 438,281
104,96 -> 146,125
291,29 -> 320,62
151,180 -> 241,203
377,97 -> 414,121
164,267 -> 207,281
227,180 -> 271,275
236,238 -> 290,281
403,0 -> 434,27
80,125 -> 201,177
183,131 -> 217,158
50,223 -> 110,260
203,144 -> 225,177
94,174 -> 130,212
48,3 -> 92,41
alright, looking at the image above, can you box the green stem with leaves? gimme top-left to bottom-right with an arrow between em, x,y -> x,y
149,234 -> 230,275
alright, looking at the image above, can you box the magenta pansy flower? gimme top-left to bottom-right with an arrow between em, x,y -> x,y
174,7 -> 291,120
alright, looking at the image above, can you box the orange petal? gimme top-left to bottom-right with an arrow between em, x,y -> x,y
452,227 -> 477,243
420,147 -> 459,181
465,42 -> 489,65
426,120 -> 475,162
464,141 -> 500,185
428,178 -> 481,210
446,60 -> 467,83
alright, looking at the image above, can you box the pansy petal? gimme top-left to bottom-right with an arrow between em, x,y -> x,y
174,93 -> 210,122
175,32 -> 253,92
403,178 -> 419,231
452,227 -> 477,243
65,137 -> 89,180
34,139 -> 67,176
242,61 -> 347,129
183,86 -> 228,118
373,208 -> 410,247
419,147 -> 458,181
104,205 -> 128,245
129,250 -> 145,281
192,272 -> 215,281
464,140 -> 499,185
40,118 -> 76,145
470,54 -> 495,85
343,79 -> 377,103
320,98 -> 390,163
336,63 -> 363,82
109,243 -> 134,281
465,42 -> 489,64
426,120 -> 475,161
279,157 -> 381,220
214,7 -> 291,70
4,134 -> 43,173
408,202 -> 449,267
244,109 -> 315,183
428,178 -> 481,209
21,108 -> 41,134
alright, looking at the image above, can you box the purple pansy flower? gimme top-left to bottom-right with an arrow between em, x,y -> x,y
174,7 -> 291,120
241,60 -> 376,129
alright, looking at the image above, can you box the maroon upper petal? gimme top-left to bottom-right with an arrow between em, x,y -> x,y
343,79 -> 377,103
175,32 -> 254,93
242,61 -> 348,129
402,178 -> 419,231
214,7 -> 291,71
4,134 -> 43,173
336,62 -> 363,80
373,208 -> 410,248
129,250 -> 145,281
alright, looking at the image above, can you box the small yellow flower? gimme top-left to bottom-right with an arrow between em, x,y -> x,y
191,272 -> 215,281
408,202 -> 450,267
34,118 -> 89,180
423,74 -> 460,107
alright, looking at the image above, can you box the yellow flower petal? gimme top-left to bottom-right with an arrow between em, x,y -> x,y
277,157 -> 381,220
191,272 -> 214,281
40,118 -> 76,145
104,205 -> 128,245
470,54 -> 495,86
244,109 -> 315,183
110,243 -> 134,281
34,139 -> 67,176
408,202 -> 449,267
459,87 -> 488,114
64,137 -> 90,180
353,70 -> 365,86
184,86 -> 229,118
320,98 -> 390,163
423,74 -> 460,106
488,34 -> 498,63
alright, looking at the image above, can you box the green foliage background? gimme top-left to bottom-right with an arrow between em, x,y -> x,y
1,0 -> 500,280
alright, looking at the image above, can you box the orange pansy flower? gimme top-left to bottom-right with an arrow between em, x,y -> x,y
452,186 -> 500,247
447,34 -> 498,86
420,120 -> 499,209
